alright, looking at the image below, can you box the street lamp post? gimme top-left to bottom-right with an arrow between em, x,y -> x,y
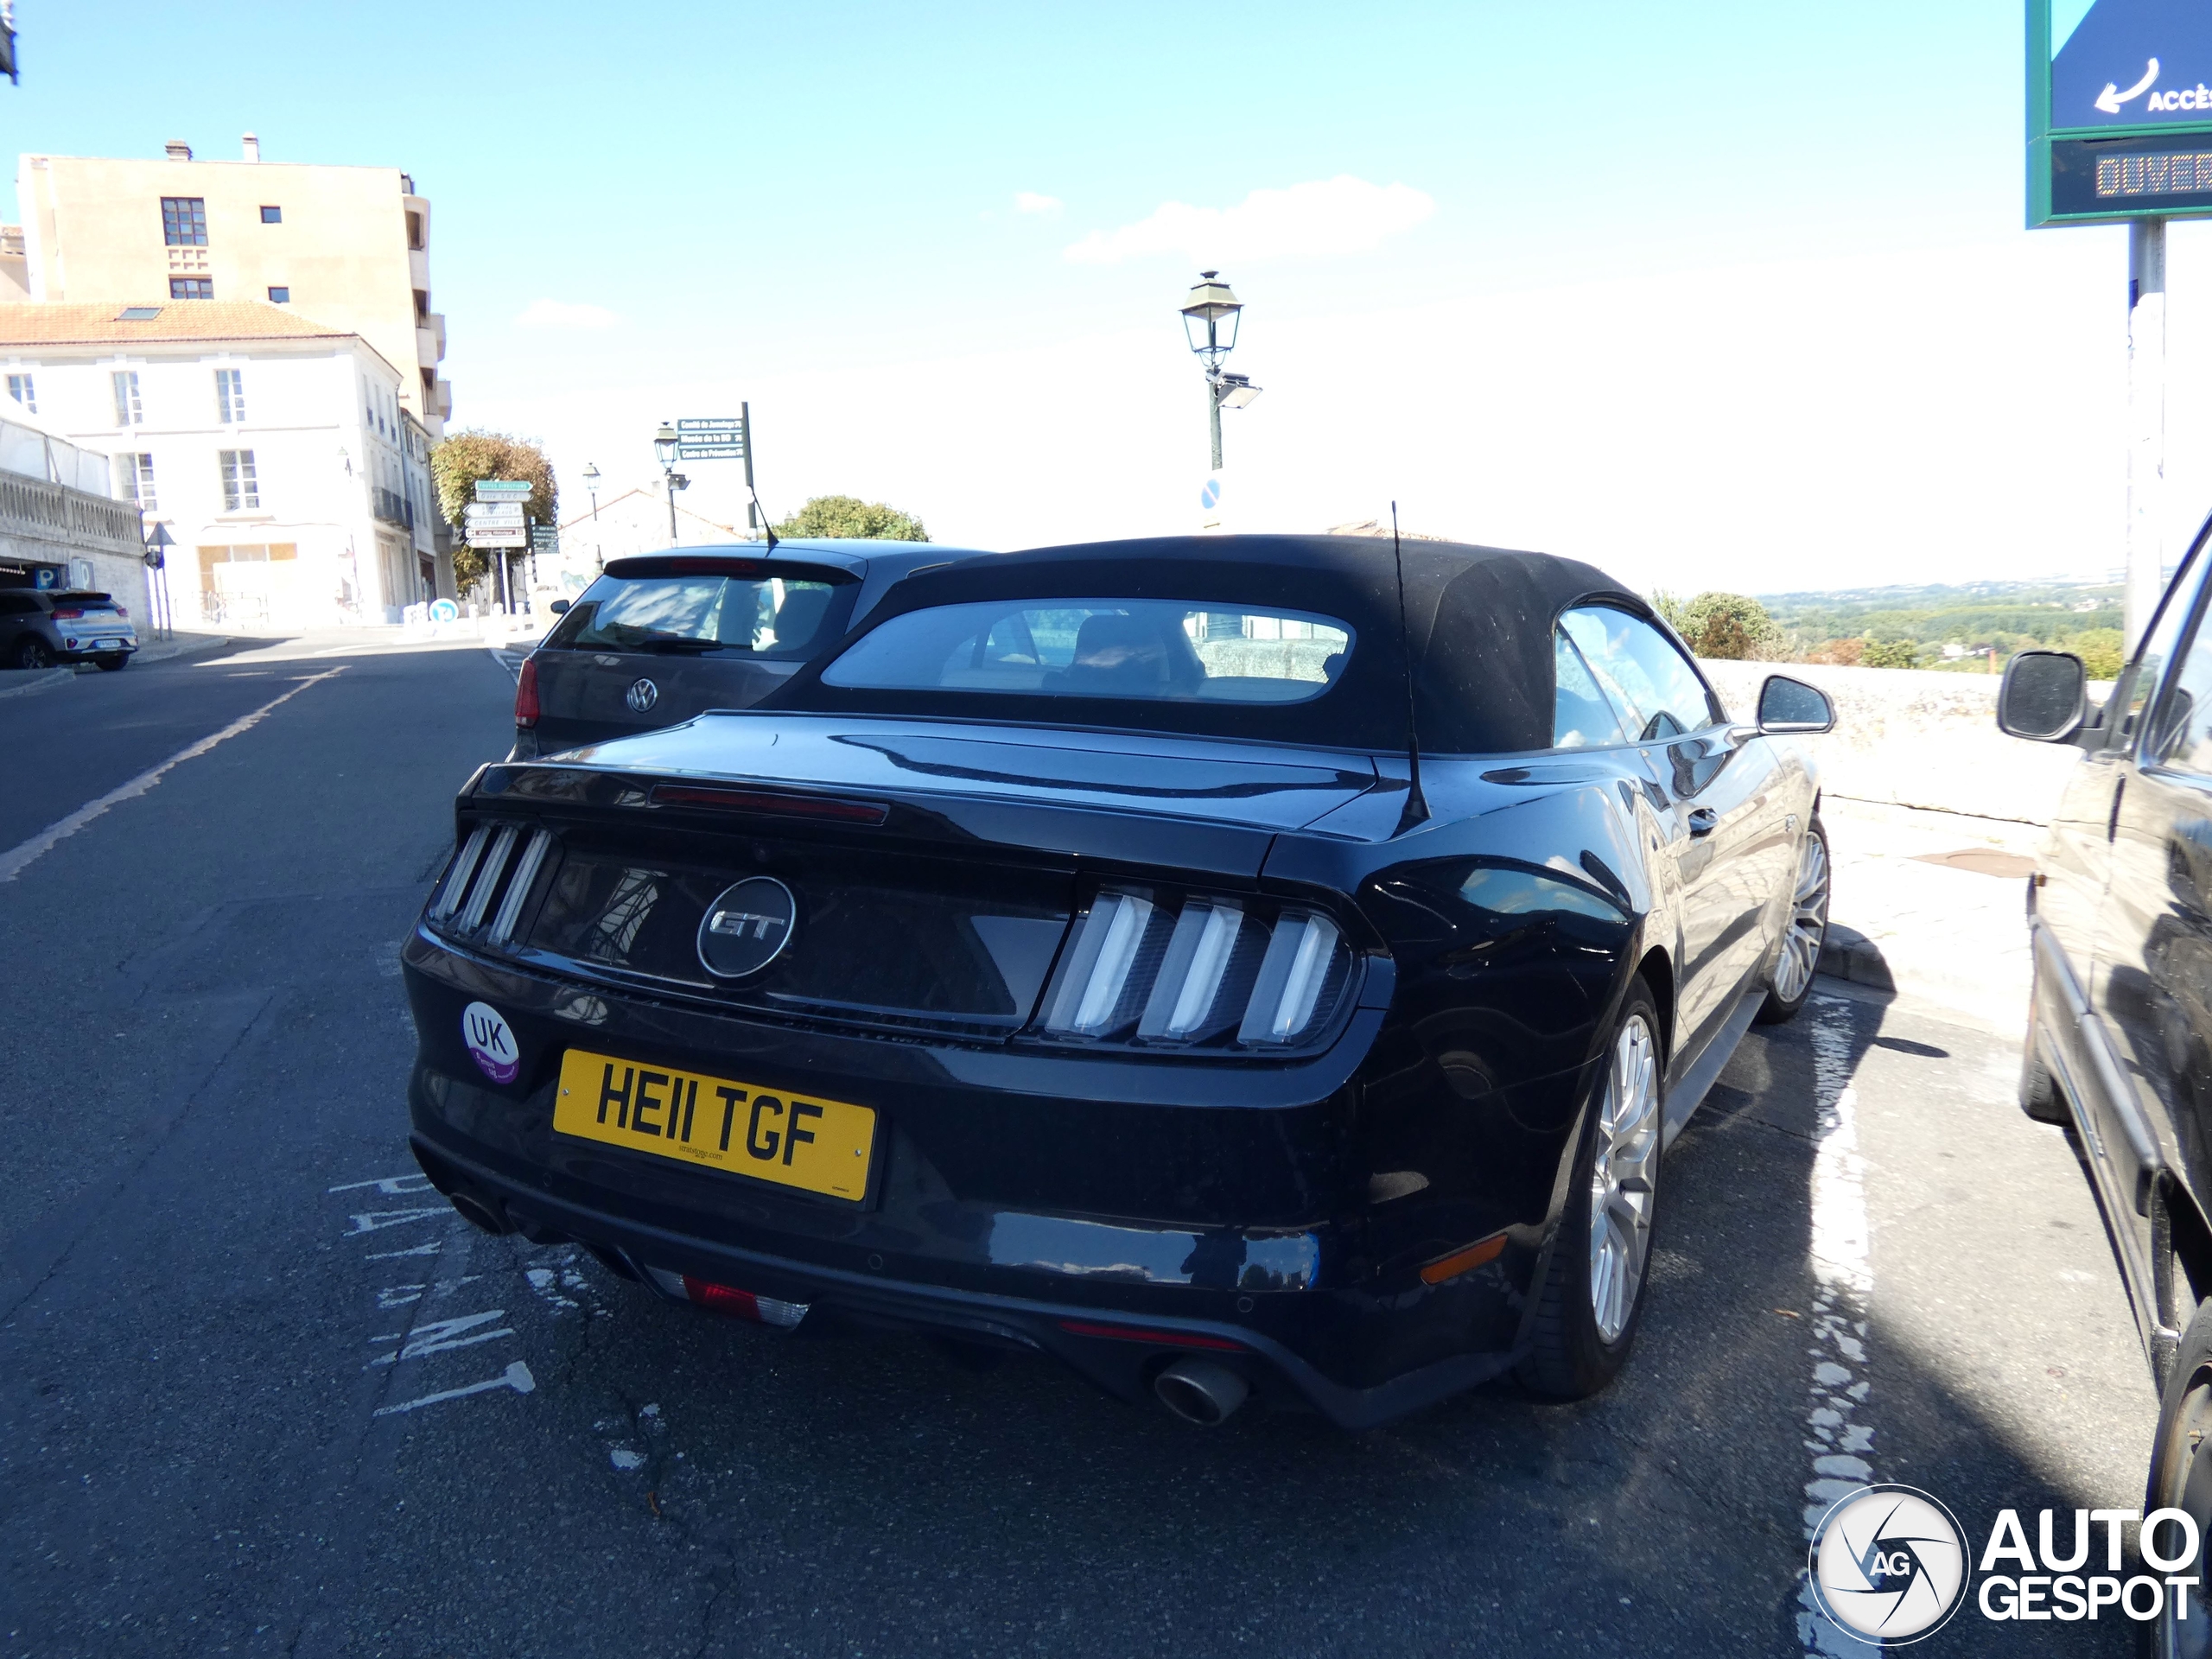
582,461 -> 601,520
1179,271 -> 1260,471
652,423 -> 688,545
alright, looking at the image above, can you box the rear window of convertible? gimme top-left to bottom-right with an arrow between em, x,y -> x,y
821,600 -> 1353,704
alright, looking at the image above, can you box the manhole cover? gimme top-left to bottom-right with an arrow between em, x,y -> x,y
1911,849 -> 2037,879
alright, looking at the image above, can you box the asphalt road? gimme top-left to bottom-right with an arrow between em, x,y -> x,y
0,639 -> 2165,1656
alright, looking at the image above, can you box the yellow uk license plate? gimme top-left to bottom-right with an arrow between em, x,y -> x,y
553,1048 -> 876,1203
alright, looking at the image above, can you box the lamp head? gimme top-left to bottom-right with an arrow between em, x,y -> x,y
652,423 -> 679,467
1179,270 -> 1243,362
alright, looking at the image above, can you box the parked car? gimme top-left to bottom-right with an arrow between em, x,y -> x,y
1996,513 -> 2212,1634
402,534 -> 1835,1427
509,540 -> 986,758
0,588 -> 137,671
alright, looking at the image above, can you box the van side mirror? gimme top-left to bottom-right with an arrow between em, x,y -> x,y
1997,651 -> 2087,742
1757,675 -> 1834,734
549,599 -> 570,615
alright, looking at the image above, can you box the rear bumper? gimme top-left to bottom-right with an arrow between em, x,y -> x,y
401,921 -> 1551,1427
54,636 -> 136,660
408,1124 -> 1525,1428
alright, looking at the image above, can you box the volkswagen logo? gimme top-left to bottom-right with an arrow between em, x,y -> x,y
696,877 -> 798,979
626,677 -> 659,714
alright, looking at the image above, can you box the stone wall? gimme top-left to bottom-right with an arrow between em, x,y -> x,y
1694,658 -> 2084,825
0,468 -> 147,616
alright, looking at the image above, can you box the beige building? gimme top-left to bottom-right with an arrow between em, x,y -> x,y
3,136 -> 450,435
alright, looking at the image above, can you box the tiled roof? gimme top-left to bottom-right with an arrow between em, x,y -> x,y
0,300 -> 355,346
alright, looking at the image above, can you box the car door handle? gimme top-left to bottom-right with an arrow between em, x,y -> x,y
1687,807 -> 1719,839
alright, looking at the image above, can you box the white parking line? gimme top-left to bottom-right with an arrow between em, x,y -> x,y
0,666 -> 348,884
1797,995 -> 1878,1656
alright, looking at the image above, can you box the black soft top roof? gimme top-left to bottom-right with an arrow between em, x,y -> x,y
775,534 -> 1644,754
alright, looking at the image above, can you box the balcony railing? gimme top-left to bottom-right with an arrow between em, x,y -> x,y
0,470 -> 144,554
374,486 -> 413,528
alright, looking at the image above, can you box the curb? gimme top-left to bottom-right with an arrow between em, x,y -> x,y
0,666 -> 75,701
133,633 -> 234,667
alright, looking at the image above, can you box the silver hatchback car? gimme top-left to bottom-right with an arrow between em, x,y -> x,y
0,588 -> 139,671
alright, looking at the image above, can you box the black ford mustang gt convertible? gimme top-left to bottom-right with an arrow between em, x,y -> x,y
401,535 -> 1835,1427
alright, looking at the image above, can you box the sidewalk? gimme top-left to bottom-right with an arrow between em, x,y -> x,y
1817,796 -> 2039,1033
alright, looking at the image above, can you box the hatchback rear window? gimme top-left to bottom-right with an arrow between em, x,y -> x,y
555,574 -> 849,658
822,600 -> 1352,704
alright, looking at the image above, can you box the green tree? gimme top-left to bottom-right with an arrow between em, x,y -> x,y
429,430 -> 559,592
2070,627 -> 2125,681
774,494 -> 928,542
1666,591 -> 1783,660
1861,638 -> 1922,669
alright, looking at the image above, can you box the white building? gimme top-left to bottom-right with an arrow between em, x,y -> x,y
0,298 -> 436,626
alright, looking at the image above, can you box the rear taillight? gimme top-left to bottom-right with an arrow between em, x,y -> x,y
115,606 -> 129,618
1038,889 -> 1354,1052
513,654 -> 539,728
51,607 -> 82,620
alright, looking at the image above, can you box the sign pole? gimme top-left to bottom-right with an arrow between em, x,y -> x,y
2127,216 -> 2168,647
741,403 -> 757,534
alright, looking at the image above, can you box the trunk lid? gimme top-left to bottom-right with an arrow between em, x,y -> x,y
454,714 -> 1381,1042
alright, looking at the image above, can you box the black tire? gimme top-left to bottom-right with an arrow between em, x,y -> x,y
2020,1019 -> 2068,1125
1519,978 -> 1664,1401
95,653 -> 128,671
10,635 -> 54,670
1757,816 -> 1831,1026
2145,1298 -> 2212,1659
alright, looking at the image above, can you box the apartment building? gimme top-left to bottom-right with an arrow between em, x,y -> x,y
3,136 -> 451,435
0,300 -> 438,627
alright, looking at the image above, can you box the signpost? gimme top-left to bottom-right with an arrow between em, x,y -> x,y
2031,0 -> 2212,642
469,480 -> 533,610
673,405 -> 764,531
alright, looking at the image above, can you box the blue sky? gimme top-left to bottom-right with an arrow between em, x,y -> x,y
5,1 -> 2194,588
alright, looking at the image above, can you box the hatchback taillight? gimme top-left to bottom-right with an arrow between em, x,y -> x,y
1036,889 -> 1353,1052
514,654 -> 539,728
51,607 -> 82,620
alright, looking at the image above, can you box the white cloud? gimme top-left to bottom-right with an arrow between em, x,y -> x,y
514,298 -> 623,330
1064,175 -> 1434,266
1013,191 -> 1063,215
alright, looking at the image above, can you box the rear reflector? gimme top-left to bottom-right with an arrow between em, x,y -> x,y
678,1274 -> 808,1328
1419,1233 -> 1508,1285
649,784 -> 889,825
513,654 -> 540,728
1057,1319 -> 1247,1352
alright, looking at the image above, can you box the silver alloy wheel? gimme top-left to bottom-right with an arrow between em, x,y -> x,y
1588,1014 -> 1660,1344
1770,829 -> 1830,1005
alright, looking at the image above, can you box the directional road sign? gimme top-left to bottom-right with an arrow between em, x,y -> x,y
676,415 -> 749,462
531,525 -> 558,552
2031,0 -> 2212,224
466,502 -> 525,524
467,526 -> 529,548
474,479 -> 532,499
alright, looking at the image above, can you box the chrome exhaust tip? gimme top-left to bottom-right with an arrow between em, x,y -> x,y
446,1189 -> 512,1236
1154,1357 -> 1249,1426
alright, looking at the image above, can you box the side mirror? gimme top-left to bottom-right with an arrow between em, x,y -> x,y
1997,650 -> 2087,742
1757,675 -> 1834,734
549,599 -> 571,615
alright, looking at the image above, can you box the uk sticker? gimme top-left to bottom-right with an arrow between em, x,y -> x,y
462,1001 -> 520,1084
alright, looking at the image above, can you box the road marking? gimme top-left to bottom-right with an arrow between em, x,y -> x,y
365,1239 -> 444,1260
345,1206 -> 451,1236
374,1360 -> 536,1417
0,666 -> 349,884
327,1173 -> 431,1196
365,1308 -> 514,1366
1797,995 -> 1878,1656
